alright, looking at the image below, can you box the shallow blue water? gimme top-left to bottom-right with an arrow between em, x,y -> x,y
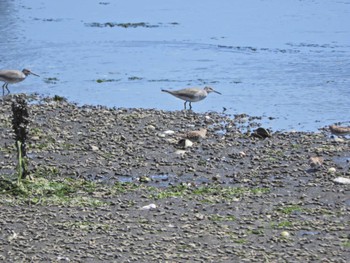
0,0 -> 349,131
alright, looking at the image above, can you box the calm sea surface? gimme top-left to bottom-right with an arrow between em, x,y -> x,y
0,0 -> 349,131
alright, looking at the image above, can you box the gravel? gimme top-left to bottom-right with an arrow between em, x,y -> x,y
0,95 -> 349,262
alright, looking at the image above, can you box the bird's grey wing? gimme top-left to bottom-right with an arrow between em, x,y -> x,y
171,88 -> 199,100
0,70 -> 21,81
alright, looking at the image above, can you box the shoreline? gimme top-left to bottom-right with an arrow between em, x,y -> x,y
0,94 -> 349,262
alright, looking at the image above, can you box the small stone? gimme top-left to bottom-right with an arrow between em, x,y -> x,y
57,256 -> 70,262
146,125 -> 156,131
166,138 -> 178,144
333,177 -> 350,184
334,137 -> 345,143
139,176 -> 151,183
175,150 -> 186,156
157,133 -> 166,138
140,203 -> 157,210
239,151 -> 246,157
184,139 -> 193,148
31,136 -> 40,141
212,174 -> 221,181
7,231 -> 18,241
281,231 -> 290,238
251,127 -> 271,139
90,145 -> 99,151
163,130 -> 175,135
178,139 -> 193,149
328,167 -> 336,174
195,213 -> 205,220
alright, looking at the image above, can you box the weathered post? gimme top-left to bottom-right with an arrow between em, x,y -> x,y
11,96 -> 29,179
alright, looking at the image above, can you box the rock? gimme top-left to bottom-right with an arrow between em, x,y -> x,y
31,136 -> 40,141
139,176 -> 151,183
163,130 -> 175,135
7,231 -> 18,241
90,145 -> 99,151
239,151 -> 246,157
146,124 -> 156,131
158,130 -> 175,137
175,150 -> 186,156
281,231 -> 290,238
56,256 -> 70,262
333,177 -> 350,184
157,133 -> 166,138
195,213 -> 205,220
178,139 -> 193,149
251,127 -> 271,139
140,203 -> 157,210
184,139 -> 193,148
212,174 -> 221,181
165,138 -> 178,144
328,167 -> 336,174
334,137 -> 345,143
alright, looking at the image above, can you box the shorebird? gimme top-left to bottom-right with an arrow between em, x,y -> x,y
0,69 -> 40,97
308,156 -> 324,170
179,128 -> 207,142
161,86 -> 221,110
329,125 -> 350,135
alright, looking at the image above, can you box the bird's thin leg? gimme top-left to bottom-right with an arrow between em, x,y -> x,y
189,102 -> 192,110
2,83 -> 5,97
184,101 -> 187,110
5,83 -> 10,95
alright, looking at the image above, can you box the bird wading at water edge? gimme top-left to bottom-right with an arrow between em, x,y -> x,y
161,86 -> 221,110
0,69 -> 40,97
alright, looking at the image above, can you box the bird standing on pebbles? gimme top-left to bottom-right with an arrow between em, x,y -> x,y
161,86 -> 221,110
329,125 -> 350,135
0,69 -> 40,97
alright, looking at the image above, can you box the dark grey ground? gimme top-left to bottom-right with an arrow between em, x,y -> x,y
0,95 -> 349,262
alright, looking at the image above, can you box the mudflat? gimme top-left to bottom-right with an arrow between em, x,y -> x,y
0,95 -> 349,262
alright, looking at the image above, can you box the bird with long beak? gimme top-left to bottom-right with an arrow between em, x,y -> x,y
0,68 -> 40,97
162,86 -> 221,110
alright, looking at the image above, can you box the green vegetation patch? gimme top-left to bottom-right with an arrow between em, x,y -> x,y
342,241 -> 350,248
209,214 -> 236,222
0,176 -> 107,207
151,184 -> 270,201
270,220 -> 294,229
277,205 -> 304,215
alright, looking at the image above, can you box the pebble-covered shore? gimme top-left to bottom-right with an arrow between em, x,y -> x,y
0,95 -> 349,262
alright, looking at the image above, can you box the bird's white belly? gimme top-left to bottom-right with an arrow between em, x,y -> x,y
0,78 -> 25,84
176,94 -> 206,102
